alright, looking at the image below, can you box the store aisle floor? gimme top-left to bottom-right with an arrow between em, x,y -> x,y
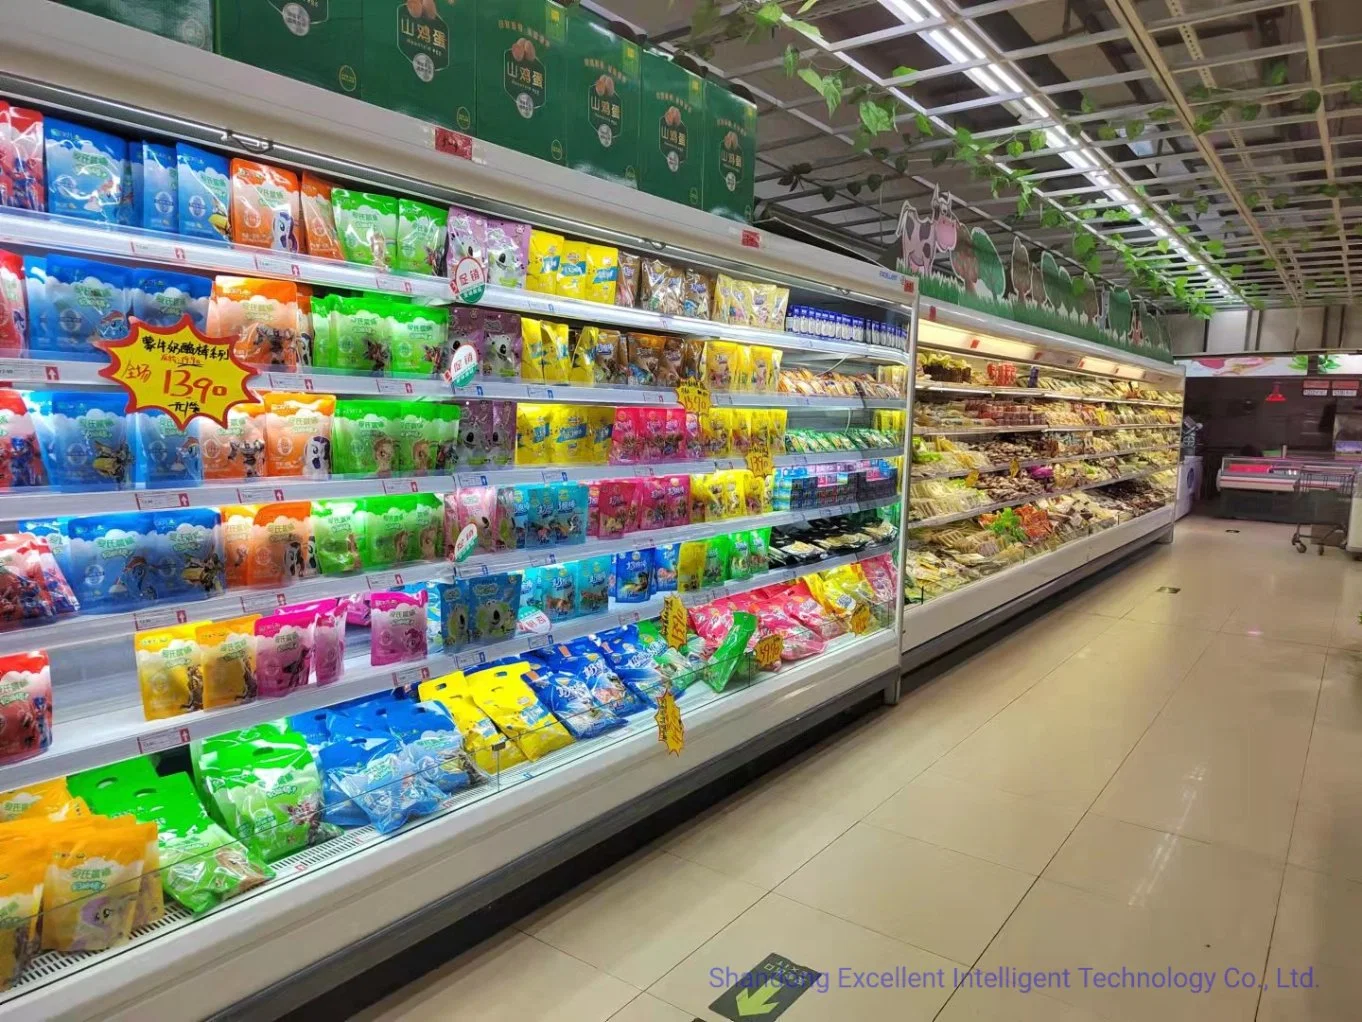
354,516 -> 1362,1022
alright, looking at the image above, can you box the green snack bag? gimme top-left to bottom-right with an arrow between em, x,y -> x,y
431,403 -> 462,472
393,402 -> 435,473
361,494 -> 409,567
310,293 -> 338,369
637,620 -> 696,694
702,77 -> 758,223
67,755 -> 162,813
312,499 -> 366,574
566,7 -> 641,187
474,0 -> 569,164
332,294 -> 394,374
706,610 -> 756,693
639,48 -> 705,209
701,534 -> 730,588
333,400 -> 401,476
727,532 -> 752,582
748,528 -> 771,574
215,0 -> 362,96
388,303 -> 451,376
395,198 -> 448,275
360,0 -> 475,132
404,492 -> 444,561
332,189 -> 399,270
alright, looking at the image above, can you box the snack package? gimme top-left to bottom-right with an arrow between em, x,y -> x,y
45,118 -> 126,224
263,392 -> 335,479
610,407 -> 642,464
247,502 -> 313,587
495,486 -> 528,551
306,600 -> 346,685
418,672 -> 528,774
461,572 -> 521,644
198,616 -> 259,708
136,624 -> 203,719
393,404 -> 435,474
207,277 -> 303,369
300,172 -> 343,260
664,475 -> 691,528
325,293 -> 392,374
483,217 -> 531,289
682,269 -> 713,320
219,504 -> 256,588
584,245 -> 619,304
154,507 -> 225,602
575,556 -> 612,616
332,400 -> 400,476
0,103 -> 45,212
538,564 -> 576,622
522,665 -> 623,740
319,738 -> 442,835
652,543 -> 680,593
614,549 -> 652,603
370,590 -> 428,667
489,402 -> 515,466
705,341 -> 740,391
132,411 -> 201,488
389,304 -> 451,377
129,269 -> 212,331
0,652 -> 52,765
360,495 -> 407,569
637,475 -> 668,531
479,310 -> 521,379
730,409 -> 753,456
130,141 -> 177,233
640,258 -> 683,314
701,534 -> 731,588
555,239 -> 589,300
41,820 -> 146,952
677,539 -> 706,592
566,328 -> 595,384
199,403 -> 267,482
464,663 -> 574,760
595,479 -> 637,539
586,406 -> 615,465
229,159 -> 301,251
445,205 -> 487,270
254,611 -> 315,695
553,483 -> 588,545
395,198 -> 447,275
452,487 -> 498,556
431,404 -> 462,471
0,251 -> 26,360
332,189 -> 399,270
522,319 -> 570,383
583,327 -> 627,385
516,404 -> 553,466
176,142 -> 231,241
25,255 -> 129,361
626,332 -> 664,387
438,583 -> 470,650
615,251 -> 640,307
550,406 -> 591,464
527,230 -> 565,294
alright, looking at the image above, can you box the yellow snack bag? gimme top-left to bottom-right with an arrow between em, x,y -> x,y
721,471 -> 745,519
465,664 -> 574,761
677,540 -> 707,593
766,348 -> 784,392
135,625 -> 203,721
733,346 -> 754,392
521,318 -> 546,381
541,321 -> 571,383
699,409 -> 728,459
705,341 -> 740,391
551,406 -> 591,464
771,409 -> 789,451
556,239 -> 590,299
741,471 -> 762,516
527,230 -> 564,294
730,409 -> 753,455
198,615 -> 259,709
0,835 -> 45,988
585,406 -> 615,465
0,780 -> 74,822
567,327 -> 595,384
690,474 -> 717,523
584,245 -> 619,304
418,673 -> 528,774
42,819 -> 145,952
749,346 -> 777,393
758,473 -> 774,514
516,404 -> 553,465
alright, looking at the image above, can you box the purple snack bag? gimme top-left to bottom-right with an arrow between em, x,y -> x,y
459,401 -> 494,468
483,217 -> 530,289
450,306 -> 486,376
278,598 -> 347,686
489,401 -> 515,467
255,610 -> 315,697
481,310 -> 521,379
446,205 -> 488,269
370,589 -> 428,667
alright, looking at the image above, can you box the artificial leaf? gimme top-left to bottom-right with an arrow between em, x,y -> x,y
1168,203 -> 1183,217
783,44 -> 799,78
847,180 -> 862,196
866,173 -> 884,192
870,146 -> 889,161
892,66 -> 916,80
798,0 -> 820,11
1041,207 -> 1064,228
1017,191 -> 1031,216
1301,90 -> 1322,113
1079,208 -> 1097,221
1148,106 -> 1175,121
1227,264 -> 1244,278
1322,183 -> 1340,198
1098,122 -> 1117,140
1187,84 -> 1211,102
915,112 -> 934,136
1029,128 -> 1047,152
859,99 -> 894,136
1192,115 -> 1217,135
821,73 -> 844,116
1065,122 -> 1083,137
1194,196 -> 1210,215
1157,238 -> 1171,253
1207,239 -> 1225,257
797,68 -> 824,94
1350,80 -> 1362,104
820,185 -> 836,202
894,154 -> 908,173
1007,138 -> 1025,158
1084,252 -> 1102,274
1125,118 -> 1145,140
754,3 -> 784,30
931,147 -> 949,167
1080,93 -> 1096,114
954,126 -> 974,146
1239,102 -> 1261,121
1074,233 -> 1096,258
1273,193 -> 1290,209
1264,60 -> 1289,87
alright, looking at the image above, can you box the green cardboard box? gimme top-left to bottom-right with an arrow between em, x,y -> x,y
216,0 -> 363,97
639,49 -> 705,210
58,0 -> 212,48
474,0 -> 569,165
361,0 -> 476,132
565,10 -> 640,188
703,79 -> 758,223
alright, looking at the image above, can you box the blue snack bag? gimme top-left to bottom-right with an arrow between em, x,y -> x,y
652,543 -> 680,593
129,269 -> 211,330
539,564 -> 576,623
155,508 -> 224,600
522,666 -> 623,740
401,580 -> 446,653
526,485 -> 555,548
379,699 -> 476,793
591,627 -> 671,707
21,256 -> 51,349
176,142 -> 231,242
44,118 -> 127,223
66,511 -> 159,610
133,411 -> 202,487
134,142 -> 178,232
30,391 -> 131,490
555,636 -> 650,716
614,549 -> 652,603
461,571 -> 522,644
552,483 -> 588,545
574,555 -> 611,616
33,256 -> 130,361
319,737 -> 443,834
439,581 -> 470,651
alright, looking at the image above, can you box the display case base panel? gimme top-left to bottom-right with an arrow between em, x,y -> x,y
901,508 -> 1175,667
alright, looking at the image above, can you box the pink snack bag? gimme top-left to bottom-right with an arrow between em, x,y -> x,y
455,486 -> 498,554
663,409 -> 687,461
254,610 -> 315,697
596,479 -> 638,539
370,589 -> 428,667
449,306 -> 485,380
480,311 -> 522,380
664,475 -> 690,528
345,591 -> 372,628
684,411 -> 703,461
586,482 -> 600,538
640,407 -> 667,463
637,476 -> 668,532
610,408 -> 642,465
280,598 -> 346,685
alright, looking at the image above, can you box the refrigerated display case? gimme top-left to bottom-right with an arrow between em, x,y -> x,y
900,303 -> 1183,668
0,5 -> 916,1018
1216,455 -> 1354,522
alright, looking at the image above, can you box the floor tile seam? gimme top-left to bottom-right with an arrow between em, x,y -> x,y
521,929 -> 648,995
853,816 -> 1046,880
1079,807 -> 1292,872
665,808 -> 861,892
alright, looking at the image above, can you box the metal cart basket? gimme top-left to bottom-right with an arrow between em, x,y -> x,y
1291,467 -> 1357,554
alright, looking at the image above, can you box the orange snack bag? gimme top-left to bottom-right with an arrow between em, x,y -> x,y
199,402 -> 267,481
230,159 -> 301,252
207,277 -> 303,369
247,501 -> 313,587
221,504 -> 258,588
300,172 -> 343,260
263,392 -> 335,478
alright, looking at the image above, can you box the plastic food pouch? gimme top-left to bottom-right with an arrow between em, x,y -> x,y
332,400 -> 400,477
728,533 -> 752,582
209,504 -> 252,590
29,390 -> 129,491
247,502 -> 312,587
197,742 -> 330,862
332,189 -> 399,270
429,403 -> 462,472
740,470 -> 762,517
702,610 -> 756,692
522,665 -> 623,740
135,624 -> 203,719
582,328 -> 625,385
197,403 -> 265,482
390,304 -> 451,377
321,737 -> 443,834
555,239 -> 588,300
494,486 -> 525,551
461,572 -> 521,644
0,652 -> 52,765
197,616 -> 259,708
610,407 -> 642,464
263,392 -> 334,479
681,269 -> 713,320
174,142 -> 230,241
516,404 -> 552,466
698,408 -> 728,459
21,255 -> 124,361
573,555 -> 611,616
300,172 -> 343,259
453,487 -> 498,556
614,251 -> 640,307
370,589 -> 428,666
626,332 -> 665,387
0,251 -> 26,360
549,406 -> 589,464
485,401 -> 514,467
858,554 -> 897,607
128,269 -> 211,331
254,611 -> 314,696
406,493 -> 443,562
704,341 -> 738,391
482,217 -> 530,289
583,245 -> 619,305
207,277 -> 302,369
640,258 -> 683,314
41,821 -> 145,952
553,483 -> 588,545
130,410 -> 198,488
661,475 -> 690,529
0,103 -> 45,212
0,836 -> 43,982
748,529 -> 771,574
392,403 -> 434,475
445,205 -> 487,269
479,310 -> 521,379
538,320 -> 571,383
702,534 -> 731,588
637,475 -> 668,532
297,600 -> 345,685
381,699 -> 476,793
465,664 -> 574,760
395,198 -> 447,275
418,673 -> 527,773
748,346 -> 776,393
721,471 -> 746,519
229,159 -> 300,251
676,540 -> 706,593
61,513 -> 152,613
526,230 -> 564,294
614,549 -> 652,603
732,346 -> 754,393
157,506 -> 226,603
594,478 -> 635,540
457,401 -> 494,468
44,118 -> 125,224
358,496 -> 406,569
398,582 -> 445,654
438,583 -> 470,650
326,293 -> 390,374
564,327 -> 594,384
652,543 -> 680,593
584,406 -> 613,465
538,564 -> 576,622
638,407 -> 667,463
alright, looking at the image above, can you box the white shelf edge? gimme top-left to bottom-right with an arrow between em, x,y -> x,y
916,383 -> 1182,408
908,466 -> 1174,530
912,444 -> 1181,480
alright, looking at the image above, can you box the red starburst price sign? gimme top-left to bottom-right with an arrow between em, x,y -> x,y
95,316 -> 256,428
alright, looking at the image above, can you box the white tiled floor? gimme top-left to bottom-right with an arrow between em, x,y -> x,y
356,517 -> 1362,1021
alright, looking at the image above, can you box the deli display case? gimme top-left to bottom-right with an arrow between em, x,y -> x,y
1217,455 -> 1356,521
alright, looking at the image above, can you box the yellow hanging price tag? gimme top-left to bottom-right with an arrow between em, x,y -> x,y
964,470 -> 980,488
95,316 -> 256,429
746,449 -> 774,477
661,593 -> 688,650
1009,458 -> 1021,478
655,690 -> 685,755
851,604 -> 873,634
677,381 -> 712,415
755,633 -> 783,670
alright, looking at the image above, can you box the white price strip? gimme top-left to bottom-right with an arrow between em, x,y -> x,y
130,239 -> 186,262
526,633 -> 552,650
457,473 -> 490,488
382,479 -> 420,495
455,563 -> 489,579
374,273 -> 415,295
528,553 -> 558,567
253,254 -> 301,277
237,485 -> 288,503
0,360 -> 58,381
456,650 -> 487,670
137,725 -> 192,755
616,611 -> 641,627
239,591 -> 287,614
267,372 -> 314,392
522,298 -> 557,315
376,379 -> 417,395
135,490 -> 192,510
540,470 -> 569,484
391,665 -> 433,687
367,571 -> 408,592
133,607 -> 189,631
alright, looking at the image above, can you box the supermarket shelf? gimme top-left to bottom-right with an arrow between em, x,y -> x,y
0,543 -> 896,794
0,450 -> 903,519
913,444 -> 1181,481
916,383 -> 1181,408
914,422 -> 1180,437
0,207 -> 910,365
908,467 -> 1173,529
0,496 -> 896,657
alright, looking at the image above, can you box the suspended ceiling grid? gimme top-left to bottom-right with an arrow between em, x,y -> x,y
591,0 -> 1362,312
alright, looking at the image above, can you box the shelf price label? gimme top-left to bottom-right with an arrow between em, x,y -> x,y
850,603 -> 873,634
754,634 -> 783,671
661,593 -> 688,650
655,690 -> 685,755
96,316 -> 256,429
746,449 -> 774,477
677,381 -> 712,415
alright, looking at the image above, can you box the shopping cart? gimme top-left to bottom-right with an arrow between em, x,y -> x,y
1290,467 -> 1357,554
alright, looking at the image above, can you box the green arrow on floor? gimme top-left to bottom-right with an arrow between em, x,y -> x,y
735,982 -> 781,1017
